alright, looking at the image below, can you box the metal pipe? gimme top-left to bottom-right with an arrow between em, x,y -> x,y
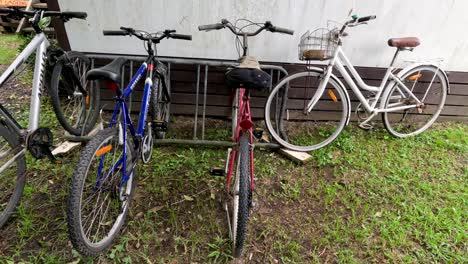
154,139 -> 280,149
193,65 -> 200,139
84,53 -> 288,76
202,65 -> 208,140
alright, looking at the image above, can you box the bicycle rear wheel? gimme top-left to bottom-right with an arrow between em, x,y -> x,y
49,51 -> 100,136
0,124 -> 26,228
149,77 -> 170,139
67,127 -> 135,256
382,65 -> 448,137
265,70 -> 350,152
228,134 -> 252,257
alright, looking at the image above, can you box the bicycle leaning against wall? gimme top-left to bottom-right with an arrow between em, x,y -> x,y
264,15 -> 449,152
199,18 -> 293,258
0,8 -> 96,228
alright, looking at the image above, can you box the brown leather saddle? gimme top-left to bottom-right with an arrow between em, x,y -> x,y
388,37 -> 420,48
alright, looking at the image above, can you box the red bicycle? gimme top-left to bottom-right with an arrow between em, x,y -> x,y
199,19 -> 293,257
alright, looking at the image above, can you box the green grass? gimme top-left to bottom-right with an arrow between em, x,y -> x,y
0,120 -> 465,263
0,34 -> 21,64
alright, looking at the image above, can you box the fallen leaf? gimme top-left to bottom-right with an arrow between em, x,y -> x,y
183,195 -> 194,201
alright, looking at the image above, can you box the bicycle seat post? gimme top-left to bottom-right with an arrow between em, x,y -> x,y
389,48 -> 401,68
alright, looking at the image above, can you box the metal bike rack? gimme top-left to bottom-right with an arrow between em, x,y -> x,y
76,53 -> 288,149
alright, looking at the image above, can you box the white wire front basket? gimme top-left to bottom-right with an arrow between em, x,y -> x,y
298,27 -> 339,61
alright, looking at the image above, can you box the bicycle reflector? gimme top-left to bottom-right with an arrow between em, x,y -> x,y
408,74 -> 422,81
328,89 -> 338,102
104,80 -> 118,91
240,119 -> 254,130
96,145 -> 112,157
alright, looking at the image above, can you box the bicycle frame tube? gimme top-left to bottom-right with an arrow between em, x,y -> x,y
0,33 -> 49,132
98,99 -> 135,189
100,60 -> 150,188
137,61 -> 154,136
226,88 -> 255,191
308,46 -> 422,113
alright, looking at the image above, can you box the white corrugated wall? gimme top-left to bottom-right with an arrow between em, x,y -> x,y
60,0 -> 468,71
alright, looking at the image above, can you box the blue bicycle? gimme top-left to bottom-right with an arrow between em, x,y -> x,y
67,27 -> 191,256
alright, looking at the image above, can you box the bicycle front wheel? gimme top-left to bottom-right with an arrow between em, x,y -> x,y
228,134 -> 252,258
0,124 -> 26,228
382,65 -> 448,137
49,51 -> 100,136
265,70 -> 350,152
67,127 -> 135,256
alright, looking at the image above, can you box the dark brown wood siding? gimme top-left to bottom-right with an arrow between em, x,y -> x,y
93,58 -> 468,121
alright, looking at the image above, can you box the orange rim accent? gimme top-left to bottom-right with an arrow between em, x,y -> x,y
95,145 -> 112,157
85,95 -> 90,106
408,74 -> 422,81
328,89 -> 338,102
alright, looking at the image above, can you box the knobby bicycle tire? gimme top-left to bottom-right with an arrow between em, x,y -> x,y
233,134 -> 252,257
67,127 -> 136,256
49,51 -> 100,136
0,124 -> 26,228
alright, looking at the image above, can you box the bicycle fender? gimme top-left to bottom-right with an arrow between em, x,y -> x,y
380,63 -> 450,109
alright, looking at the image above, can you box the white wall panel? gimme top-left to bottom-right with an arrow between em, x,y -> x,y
59,0 -> 468,71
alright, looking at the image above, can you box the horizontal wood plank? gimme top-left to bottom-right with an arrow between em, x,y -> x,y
95,59 -> 468,121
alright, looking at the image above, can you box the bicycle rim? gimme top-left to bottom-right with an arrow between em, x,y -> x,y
0,125 -> 26,227
265,71 -> 350,152
383,65 -> 448,137
51,54 -> 97,136
78,130 -> 134,248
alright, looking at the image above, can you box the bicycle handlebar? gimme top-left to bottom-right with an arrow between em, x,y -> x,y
270,25 -> 294,35
198,19 -> 294,36
103,30 -> 129,36
170,33 -> 192,40
340,15 -> 377,35
0,8 -> 87,20
102,27 -> 192,43
198,23 -> 224,31
357,15 -> 376,23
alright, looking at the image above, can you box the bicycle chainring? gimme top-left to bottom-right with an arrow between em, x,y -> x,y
356,103 -> 369,121
27,127 -> 54,159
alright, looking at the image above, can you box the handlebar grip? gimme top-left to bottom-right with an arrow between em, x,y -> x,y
198,23 -> 224,31
271,26 -> 294,35
60,11 -> 87,19
0,8 -> 13,13
170,33 -> 192,40
103,30 -> 128,36
357,15 -> 376,23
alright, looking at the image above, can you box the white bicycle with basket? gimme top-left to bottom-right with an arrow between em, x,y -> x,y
264,14 -> 449,152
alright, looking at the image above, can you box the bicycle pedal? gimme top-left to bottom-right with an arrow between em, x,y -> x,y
210,166 -> 225,177
358,123 -> 373,130
253,128 -> 263,139
152,120 -> 168,132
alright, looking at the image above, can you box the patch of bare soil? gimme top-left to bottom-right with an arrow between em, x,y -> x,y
0,63 -> 32,114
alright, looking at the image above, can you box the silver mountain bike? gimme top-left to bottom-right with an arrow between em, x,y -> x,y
265,15 -> 449,152
0,8 -> 90,228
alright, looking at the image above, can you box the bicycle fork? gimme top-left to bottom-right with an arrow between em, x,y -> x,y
305,64 -> 334,113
